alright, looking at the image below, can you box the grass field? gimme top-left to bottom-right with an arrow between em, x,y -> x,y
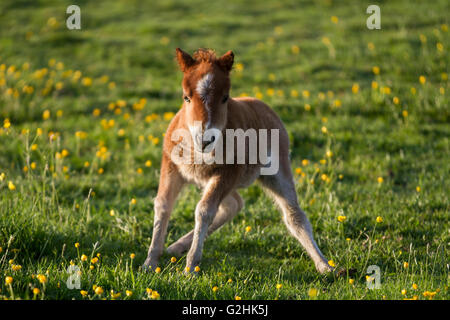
0,0 -> 448,300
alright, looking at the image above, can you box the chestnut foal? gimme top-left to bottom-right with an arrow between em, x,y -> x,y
143,48 -> 333,274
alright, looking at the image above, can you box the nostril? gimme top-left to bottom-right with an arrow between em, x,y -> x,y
202,135 -> 216,151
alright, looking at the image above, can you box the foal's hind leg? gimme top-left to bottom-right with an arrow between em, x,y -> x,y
259,171 -> 332,274
167,191 -> 244,256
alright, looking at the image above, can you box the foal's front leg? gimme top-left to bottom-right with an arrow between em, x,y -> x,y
185,177 -> 231,272
143,156 -> 185,271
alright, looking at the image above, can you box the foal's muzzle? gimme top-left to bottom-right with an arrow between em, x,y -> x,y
202,135 -> 215,151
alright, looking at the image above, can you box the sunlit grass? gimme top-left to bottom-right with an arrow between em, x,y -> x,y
0,0 -> 448,300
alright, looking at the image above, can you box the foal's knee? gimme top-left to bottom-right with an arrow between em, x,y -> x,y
153,197 -> 170,219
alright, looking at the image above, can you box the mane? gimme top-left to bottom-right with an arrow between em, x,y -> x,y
192,49 -> 217,63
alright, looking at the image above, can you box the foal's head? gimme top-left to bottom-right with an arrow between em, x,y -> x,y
175,48 -> 234,151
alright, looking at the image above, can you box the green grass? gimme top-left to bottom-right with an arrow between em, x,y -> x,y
0,0 -> 448,300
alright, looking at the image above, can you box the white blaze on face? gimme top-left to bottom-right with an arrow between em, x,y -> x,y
196,73 -> 214,127
191,72 -> 221,153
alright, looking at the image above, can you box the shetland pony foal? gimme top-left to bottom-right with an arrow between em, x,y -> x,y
143,48 -> 333,274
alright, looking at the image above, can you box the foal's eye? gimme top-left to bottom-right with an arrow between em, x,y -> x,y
183,96 -> 190,103
222,94 -> 229,103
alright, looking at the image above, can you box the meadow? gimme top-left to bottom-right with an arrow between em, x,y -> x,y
0,0 -> 448,300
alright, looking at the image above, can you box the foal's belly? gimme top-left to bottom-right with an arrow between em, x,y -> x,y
177,162 -> 261,190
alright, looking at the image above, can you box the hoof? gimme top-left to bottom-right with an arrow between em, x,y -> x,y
317,263 -> 334,274
166,243 -> 188,257
336,268 -> 358,278
142,258 -> 158,272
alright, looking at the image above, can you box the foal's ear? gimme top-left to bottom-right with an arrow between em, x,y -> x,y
175,48 -> 196,72
218,50 -> 234,72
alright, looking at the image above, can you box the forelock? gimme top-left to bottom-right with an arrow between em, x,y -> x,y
192,49 -> 217,64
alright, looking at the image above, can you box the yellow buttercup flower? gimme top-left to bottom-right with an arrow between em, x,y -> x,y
328,260 -> 336,267
423,291 -> 437,299
42,110 -> 51,120
151,290 -> 160,299
419,75 -> 426,84
393,97 -> 400,105
371,81 -> 378,90
95,286 -> 104,295
130,253 -> 135,259
170,257 -> 176,263
245,226 -> 252,233
11,264 -> 22,271
61,149 -> 69,158
37,274 -> 47,284
308,288 -> 318,298
302,90 -> 310,98
81,77 -> 92,86
8,181 -> 16,191
5,276 -> 13,284
92,109 -> 101,117
376,216 -> 383,223
337,215 -> 347,223
3,119 -> 11,128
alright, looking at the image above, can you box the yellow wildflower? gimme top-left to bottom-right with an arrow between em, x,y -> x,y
95,286 -> 104,295
308,288 -> 318,298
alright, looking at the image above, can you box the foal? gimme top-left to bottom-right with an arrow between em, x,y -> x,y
143,48 -> 333,274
